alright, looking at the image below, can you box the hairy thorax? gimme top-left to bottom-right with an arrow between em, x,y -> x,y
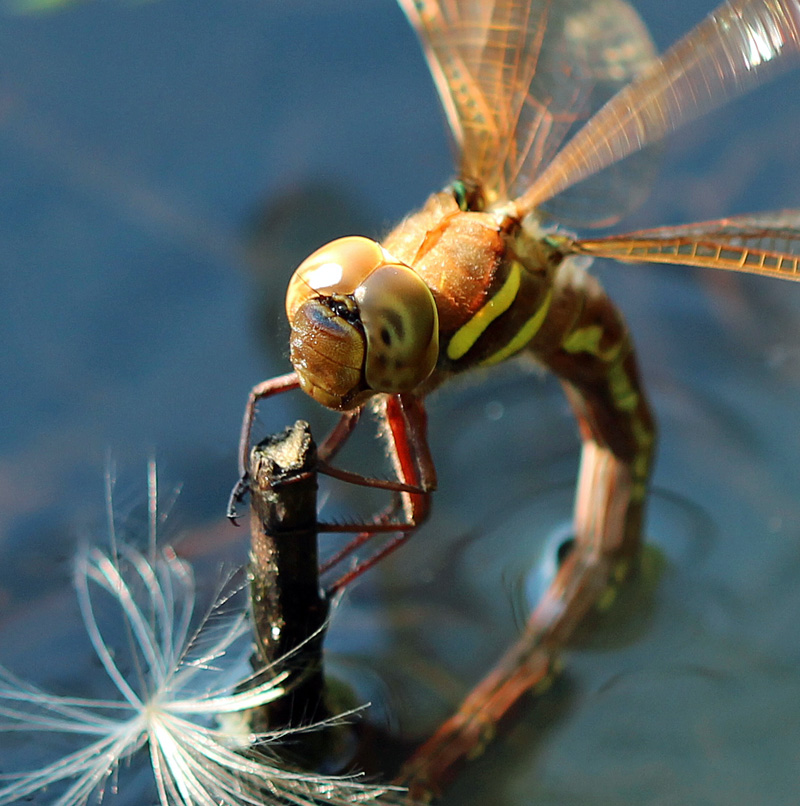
382,190 -> 563,376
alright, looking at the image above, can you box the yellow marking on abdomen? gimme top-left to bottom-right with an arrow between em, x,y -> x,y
562,325 -> 623,362
607,359 -> 639,412
480,287 -> 553,367
631,414 -> 655,502
562,324 -> 655,502
447,261 -> 522,361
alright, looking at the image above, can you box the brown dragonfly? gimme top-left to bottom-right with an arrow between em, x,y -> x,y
235,0 -> 800,792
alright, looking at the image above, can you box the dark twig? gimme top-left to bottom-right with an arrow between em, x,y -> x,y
247,421 -> 330,736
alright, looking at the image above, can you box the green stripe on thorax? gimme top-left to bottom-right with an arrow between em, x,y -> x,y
447,261 -> 522,361
480,287 -> 552,367
445,257 -> 554,367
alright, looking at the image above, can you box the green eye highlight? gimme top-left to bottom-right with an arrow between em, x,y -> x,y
452,180 -> 469,211
451,179 -> 485,212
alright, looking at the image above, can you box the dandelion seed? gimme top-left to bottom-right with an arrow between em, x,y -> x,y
0,540 -> 406,806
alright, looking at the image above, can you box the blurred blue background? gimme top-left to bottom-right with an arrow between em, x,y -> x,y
1,1 -> 800,803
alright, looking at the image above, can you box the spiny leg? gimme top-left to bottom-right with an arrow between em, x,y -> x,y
229,372 -> 302,520
399,271 -> 655,796
317,408 -> 361,463
235,373 -> 436,590
323,393 -> 436,593
238,372 -> 301,479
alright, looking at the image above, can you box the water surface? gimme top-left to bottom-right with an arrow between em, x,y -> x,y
1,1 -> 800,803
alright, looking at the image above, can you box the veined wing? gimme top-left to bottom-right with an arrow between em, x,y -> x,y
571,212 -> 800,280
397,0 -> 656,209
517,0 -> 800,216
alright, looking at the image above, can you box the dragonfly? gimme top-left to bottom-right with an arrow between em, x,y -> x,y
235,0 -> 800,793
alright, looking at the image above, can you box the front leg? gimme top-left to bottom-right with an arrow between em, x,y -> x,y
228,372 -> 302,520
400,269 -> 655,796
234,373 -> 437,591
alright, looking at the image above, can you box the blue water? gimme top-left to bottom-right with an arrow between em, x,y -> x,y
1,1 -> 800,803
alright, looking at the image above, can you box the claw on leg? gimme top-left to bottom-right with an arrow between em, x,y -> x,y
236,377 -> 438,593
226,474 -> 250,524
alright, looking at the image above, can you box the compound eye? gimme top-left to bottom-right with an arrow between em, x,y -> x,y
284,235 -> 439,409
356,264 -> 439,393
286,236 -> 385,323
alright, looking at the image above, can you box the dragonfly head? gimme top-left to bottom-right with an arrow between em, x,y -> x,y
285,236 -> 439,411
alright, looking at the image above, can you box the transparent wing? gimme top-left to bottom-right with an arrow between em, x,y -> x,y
517,0 -> 800,216
571,211 -> 800,280
398,0 -> 656,218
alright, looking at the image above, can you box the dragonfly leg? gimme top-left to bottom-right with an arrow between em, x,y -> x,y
231,375 -> 381,517
233,370 -> 435,584
323,393 -> 436,593
317,408 -> 361,463
399,272 -> 655,797
228,372 -> 302,521
238,372 -> 301,479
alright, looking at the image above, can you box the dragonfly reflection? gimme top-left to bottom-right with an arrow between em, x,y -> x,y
237,0 -> 800,793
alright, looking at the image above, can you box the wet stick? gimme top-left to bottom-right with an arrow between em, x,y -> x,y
247,421 -> 330,735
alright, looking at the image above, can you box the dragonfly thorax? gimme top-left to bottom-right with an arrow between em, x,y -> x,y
285,235 -> 439,411
380,189 -> 563,372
